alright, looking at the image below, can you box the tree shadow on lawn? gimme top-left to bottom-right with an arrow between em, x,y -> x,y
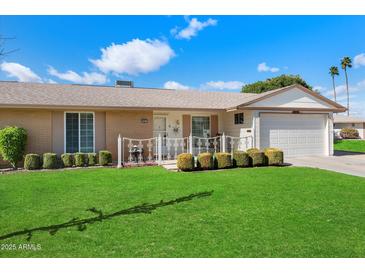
0,190 -> 214,241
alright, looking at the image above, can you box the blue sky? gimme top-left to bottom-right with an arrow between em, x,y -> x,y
0,16 -> 365,116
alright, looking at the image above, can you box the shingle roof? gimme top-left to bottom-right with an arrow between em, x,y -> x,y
334,115 -> 365,123
0,81 -> 345,111
0,81 -> 258,110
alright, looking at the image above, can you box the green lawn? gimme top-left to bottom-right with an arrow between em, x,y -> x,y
1,166 -> 365,258
334,139 -> 365,153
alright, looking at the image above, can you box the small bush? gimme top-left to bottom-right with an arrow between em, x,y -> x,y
43,153 -> 58,169
264,148 -> 284,166
24,154 -> 41,170
177,153 -> 194,171
233,151 -> 250,167
340,128 -> 359,139
99,150 -> 112,166
88,153 -> 97,166
0,126 -> 27,169
74,153 -> 87,167
197,152 -> 214,170
61,153 -> 74,168
214,152 -> 232,169
249,151 -> 266,167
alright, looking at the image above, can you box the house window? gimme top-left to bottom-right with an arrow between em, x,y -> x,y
65,112 -> 94,153
234,113 -> 244,124
192,116 -> 210,137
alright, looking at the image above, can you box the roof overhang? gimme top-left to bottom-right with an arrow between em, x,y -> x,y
0,104 -> 226,112
239,106 -> 346,113
333,118 -> 365,123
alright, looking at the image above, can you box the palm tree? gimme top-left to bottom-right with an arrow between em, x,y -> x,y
329,66 -> 339,102
341,57 -> 352,116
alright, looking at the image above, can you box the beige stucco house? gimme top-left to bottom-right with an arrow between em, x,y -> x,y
0,81 -> 345,164
334,116 -> 365,139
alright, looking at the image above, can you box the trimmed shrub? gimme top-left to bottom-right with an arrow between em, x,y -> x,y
0,126 -> 27,169
214,152 -> 232,169
340,128 -> 359,139
248,151 -> 266,167
197,152 -> 214,170
24,154 -> 41,170
246,148 -> 260,154
88,153 -> 97,166
264,148 -> 284,166
177,153 -> 194,171
74,153 -> 87,167
43,153 -> 58,169
233,151 -> 250,167
99,150 -> 112,166
61,153 -> 74,168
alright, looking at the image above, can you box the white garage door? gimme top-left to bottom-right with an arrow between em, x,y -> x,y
260,114 -> 327,157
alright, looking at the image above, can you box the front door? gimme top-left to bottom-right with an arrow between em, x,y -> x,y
153,116 -> 167,138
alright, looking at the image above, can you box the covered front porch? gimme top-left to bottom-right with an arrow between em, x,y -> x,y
117,110 -> 254,166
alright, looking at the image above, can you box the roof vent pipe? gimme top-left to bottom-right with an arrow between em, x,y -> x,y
115,80 -> 134,88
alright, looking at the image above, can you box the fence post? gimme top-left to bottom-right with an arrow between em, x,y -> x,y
189,133 -> 193,154
222,132 -> 226,153
117,134 -> 122,168
158,134 -> 162,165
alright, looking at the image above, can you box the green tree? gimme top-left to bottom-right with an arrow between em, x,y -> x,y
0,126 -> 27,169
329,66 -> 339,102
241,74 -> 312,94
341,57 -> 352,116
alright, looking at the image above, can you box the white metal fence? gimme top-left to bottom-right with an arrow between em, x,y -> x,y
117,133 -> 253,167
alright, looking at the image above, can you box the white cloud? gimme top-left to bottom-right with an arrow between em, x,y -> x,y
335,95 -> 365,117
331,81 -> 365,96
322,80 -> 365,116
354,53 -> 365,68
202,81 -> 244,91
163,81 -> 190,90
174,17 -> 217,40
313,85 -> 326,93
0,62 -> 42,83
90,39 -> 175,75
163,80 -> 245,91
46,79 -> 57,84
346,101 -> 365,117
47,66 -> 107,85
257,62 -> 280,73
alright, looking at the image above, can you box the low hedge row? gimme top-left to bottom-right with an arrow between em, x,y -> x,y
177,147 -> 284,171
23,151 -> 112,170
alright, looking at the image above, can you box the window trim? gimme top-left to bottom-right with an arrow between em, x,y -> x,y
64,111 -> 95,153
234,112 -> 244,125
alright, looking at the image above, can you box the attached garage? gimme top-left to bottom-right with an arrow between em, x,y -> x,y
259,113 -> 328,157
233,85 -> 346,158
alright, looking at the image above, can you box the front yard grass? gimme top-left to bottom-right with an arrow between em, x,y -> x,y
334,139 -> 365,153
1,166 -> 365,258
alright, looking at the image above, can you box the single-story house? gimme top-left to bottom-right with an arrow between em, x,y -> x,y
0,81 -> 345,164
333,115 -> 365,139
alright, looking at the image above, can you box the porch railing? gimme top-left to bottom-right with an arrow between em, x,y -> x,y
117,133 -> 253,167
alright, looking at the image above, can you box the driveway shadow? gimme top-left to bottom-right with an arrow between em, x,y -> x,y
334,150 -> 365,156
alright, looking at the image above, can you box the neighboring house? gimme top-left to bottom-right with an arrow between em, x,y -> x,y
0,81 -> 345,163
333,116 -> 365,139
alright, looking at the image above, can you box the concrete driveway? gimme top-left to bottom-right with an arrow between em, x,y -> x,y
288,151 -> 365,178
